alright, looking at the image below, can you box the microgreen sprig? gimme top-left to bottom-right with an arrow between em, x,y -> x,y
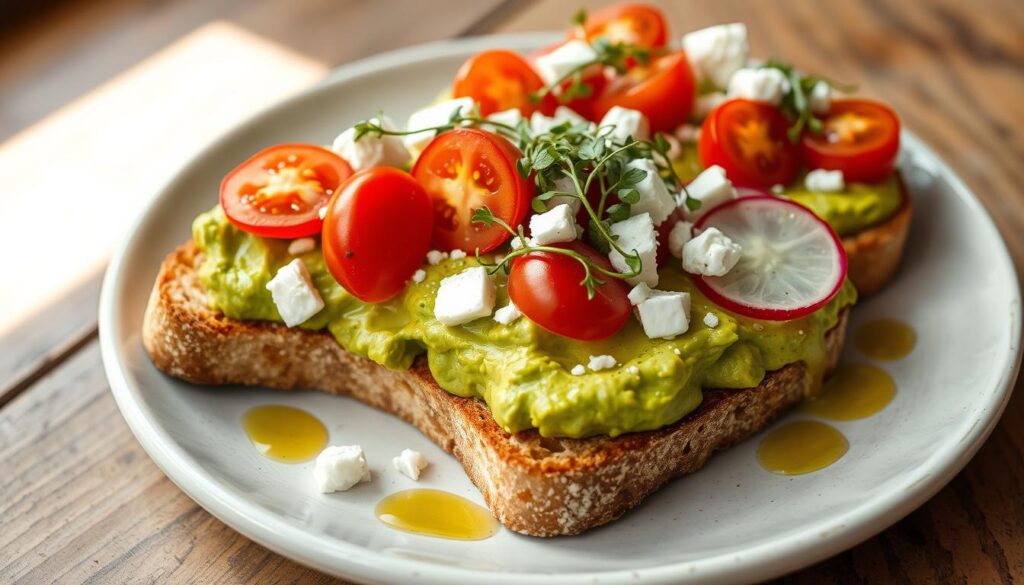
531,37 -> 652,105
762,60 -> 857,143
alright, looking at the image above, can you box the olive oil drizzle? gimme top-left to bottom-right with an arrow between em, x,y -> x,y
242,404 -> 328,463
375,489 -> 499,540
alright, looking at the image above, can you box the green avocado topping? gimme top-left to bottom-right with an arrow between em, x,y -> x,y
194,207 -> 855,438
671,143 -> 902,236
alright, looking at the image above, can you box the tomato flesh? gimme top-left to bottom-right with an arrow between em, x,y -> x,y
412,128 -> 532,253
322,168 -> 433,303
583,3 -> 668,48
801,99 -> 901,183
509,241 -> 630,341
452,49 -> 556,117
698,99 -> 799,188
220,144 -> 353,239
591,51 -> 696,132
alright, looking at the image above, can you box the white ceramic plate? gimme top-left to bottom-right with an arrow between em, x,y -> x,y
99,34 -> 1022,585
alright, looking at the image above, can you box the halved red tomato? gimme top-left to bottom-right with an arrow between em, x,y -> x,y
220,144 -> 353,239
591,51 -> 695,132
452,50 -> 556,117
508,241 -> 630,341
529,41 -> 608,120
322,168 -> 433,303
698,99 -> 799,188
801,99 -> 900,183
412,128 -> 533,253
582,3 -> 668,49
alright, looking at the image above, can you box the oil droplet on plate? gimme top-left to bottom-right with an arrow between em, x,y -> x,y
376,489 -> 499,540
757,420 -> 848,475
854,318 -> 916,361
242,404 -> 328,463
803,363 -> 896,421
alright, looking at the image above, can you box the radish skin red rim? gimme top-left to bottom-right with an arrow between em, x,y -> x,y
692,196 -> 848,321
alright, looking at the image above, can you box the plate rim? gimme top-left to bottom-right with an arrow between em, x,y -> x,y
98,33 -> 1023,585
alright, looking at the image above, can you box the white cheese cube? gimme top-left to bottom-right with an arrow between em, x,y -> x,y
695,91 -> 727,118
667,220 -> 694,259
434,266 -> 496,326
287,237 -> 316,256
544,176 -> 583,215
608,213 -> 660,287
626,158 -> 676,226
529,203 -> 578,245
510,236 -> 530,250
599,106 -> 651,144
533,39 -> 599,87
636,290 -> 691,339
392,449 -> 429,481
493,301 -> 522,325
404,97 -> 476,152
530,106 -> 590,135
727,68 -> 791,106
682,227 -> 743,276
314,445 -> 371,493
684,165 -> 737,220
571,364 -> 586,376
332,115 -> 411,172
627,282 -> 653,306
682,23 -> 749,89
805,168 -> 845,192
265,259 -> 324,327
809,81 -> 832,115
487,107 -> 523,129
703,312 -> 720,328
587,354 -> 617,371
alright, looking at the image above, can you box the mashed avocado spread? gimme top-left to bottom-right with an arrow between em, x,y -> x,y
671,144 -> 902,236
195,208 -> 855,438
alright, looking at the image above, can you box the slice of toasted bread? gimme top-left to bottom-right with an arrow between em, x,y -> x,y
142,242 -> 849,537
841,179 -> 912,297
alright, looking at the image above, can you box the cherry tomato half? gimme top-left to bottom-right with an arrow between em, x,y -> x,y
322,168 -> 433,303
529,41 -> 609,120
591,51 -> 696,132
452,50 -> 556,117
698,99 -> 799,188
582,3 -> 668,49
508,241 -> 630,341
412,128 -> 533,253
801,99 -> 901,183
220,144 -> 353,239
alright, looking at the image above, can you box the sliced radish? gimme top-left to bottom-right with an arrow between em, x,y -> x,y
692,196 -> 847,320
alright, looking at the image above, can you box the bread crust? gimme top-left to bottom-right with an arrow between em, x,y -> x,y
142,242 -> 849,537
842,178 -> 912,296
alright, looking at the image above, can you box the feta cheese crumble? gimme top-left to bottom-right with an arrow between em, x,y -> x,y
331,115 -> 411,171
682,23 -> 749,89
533,39 -> 599,87
544,176 -> 583,215
627,282 -> 653,305
426,249 -> 448,265
805,168 -> 845,192
287,237 -> 316,256
487,108 -> 523,129
314,445 -> 370,493
434,267 -> 496,326
636,290 -> 692,339
530,203 -> 578,245
626,158 -> 676,226
608,213 -> 659,287
674,124 -> 701,143
411,269 -> 426,283
449,249 -> 467,260
493,302 -> 522,325
685,165 -> 737,220
588,355 -> 617,371
667,220 -> 694,259
703,312 -> 720,328
265,259 -> 324,327
531,106 -> 590,135
571,364 -> 586,376
727,68 -> 791,105
682,227 -> 743,277
599,106 -> 650,144
404,97 -> 475,152
809,81 -> 832,115
392,449 -> 429,481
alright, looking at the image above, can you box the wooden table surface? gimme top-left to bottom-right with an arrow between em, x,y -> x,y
2,0 -> 1023,583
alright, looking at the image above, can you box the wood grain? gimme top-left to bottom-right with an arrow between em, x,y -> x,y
1,0 -> 1022,583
